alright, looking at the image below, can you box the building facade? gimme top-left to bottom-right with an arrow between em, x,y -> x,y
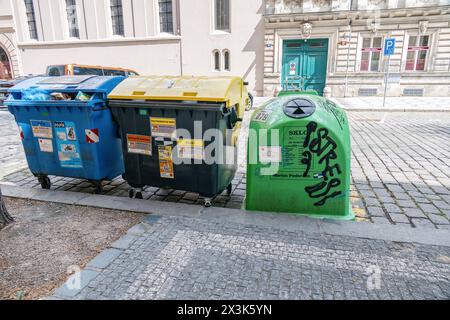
1,0 -> 450,97
263,0 -> 450,97
2,0 -> 264,95
0,0 -> 22,79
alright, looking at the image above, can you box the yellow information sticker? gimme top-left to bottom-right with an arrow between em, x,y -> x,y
158,146 -> 174,179
127,134 -> 152,156
150,117 -> 177,138
177,139 -> 204,160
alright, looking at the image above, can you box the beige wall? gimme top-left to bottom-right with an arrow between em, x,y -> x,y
179,0 -> 265,95
18,38 -> 182,76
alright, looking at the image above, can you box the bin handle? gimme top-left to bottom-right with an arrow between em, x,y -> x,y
92,105 -> 108,112
221,104 -> 230,116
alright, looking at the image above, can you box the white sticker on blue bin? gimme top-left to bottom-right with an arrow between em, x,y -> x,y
54,121 -> 83,169
38,138 -> 53,153
30,120 -> 53,139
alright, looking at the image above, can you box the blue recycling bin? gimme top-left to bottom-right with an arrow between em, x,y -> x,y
5,75 -> 125,192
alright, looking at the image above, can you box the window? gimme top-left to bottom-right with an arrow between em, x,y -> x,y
46,65 -> 65,76
405,35 -> 429,71
110,0 -> 124,36
24,0 -> 38,40
0,47 -> 12,79
360,37 -> 382,72
213,50 -> 220,71
65,0 -> 80,38
223,50 -> 230,71
73,67 -> 104,76
159,0 -> 174,33
214,0 -> 230,31
103,69 -> 126,76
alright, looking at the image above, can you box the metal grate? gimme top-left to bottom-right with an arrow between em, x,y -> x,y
159,0 -> 174,33
215,0 -> 230,31
65,0 -> 80,38
358,88 -> 378,96
403,88 -> 424,97
110,0 -> 124,36
24,0 -> 38,40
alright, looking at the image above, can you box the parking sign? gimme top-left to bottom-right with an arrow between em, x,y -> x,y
384,38 -> 396,55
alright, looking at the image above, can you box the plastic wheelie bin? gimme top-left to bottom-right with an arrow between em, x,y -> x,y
108,76 -> 249,206
5,75 -> 125,192
246,94 -> 354,220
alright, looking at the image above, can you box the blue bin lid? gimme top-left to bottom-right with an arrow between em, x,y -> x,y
8,75 -> 125,94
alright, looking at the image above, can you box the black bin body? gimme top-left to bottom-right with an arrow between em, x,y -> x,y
109,100 -> 237,197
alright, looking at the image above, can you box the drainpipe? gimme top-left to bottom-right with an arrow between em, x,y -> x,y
176,0 -> 183,76
82,0 -> 88,39
131,0 -> 136,37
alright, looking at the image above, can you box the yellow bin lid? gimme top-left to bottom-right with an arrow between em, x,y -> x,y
108,76 -> 245,106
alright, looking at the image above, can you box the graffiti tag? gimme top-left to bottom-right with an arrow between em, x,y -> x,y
301,121 -> 342,206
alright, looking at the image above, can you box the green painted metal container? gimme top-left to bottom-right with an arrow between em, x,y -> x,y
277,89 -> 319,97
246,94 -> 354,220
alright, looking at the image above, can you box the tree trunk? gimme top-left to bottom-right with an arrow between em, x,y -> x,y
0,186 -> 13,230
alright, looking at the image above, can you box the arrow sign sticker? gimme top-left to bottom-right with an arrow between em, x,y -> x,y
85,129 -> 99,144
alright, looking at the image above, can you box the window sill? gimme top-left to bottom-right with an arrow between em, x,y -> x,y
158,32 -> 176,36
17,35 -> 182,47
211,30 -> 231,36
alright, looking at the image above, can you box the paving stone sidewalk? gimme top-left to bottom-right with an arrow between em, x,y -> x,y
331,97 -> 450,111
2,108 -> 450,229
53,215 -> 450,300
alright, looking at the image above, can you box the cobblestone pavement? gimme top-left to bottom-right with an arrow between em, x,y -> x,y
56,215 -> 450,300
0,111 -> 27,179
1,108 -> 450,229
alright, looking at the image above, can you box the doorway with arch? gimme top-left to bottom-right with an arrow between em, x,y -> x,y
0,46 -> 13,80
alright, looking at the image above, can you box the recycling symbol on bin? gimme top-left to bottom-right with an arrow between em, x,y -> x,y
283,98 -> 316,119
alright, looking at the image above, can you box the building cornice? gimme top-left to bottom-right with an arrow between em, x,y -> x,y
0,27 -> 15,33
17,35 -> 182,49
265,5 -> 450,24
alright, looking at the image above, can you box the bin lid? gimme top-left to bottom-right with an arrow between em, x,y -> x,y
8,75 -> 125,93
108,76 -> 244,104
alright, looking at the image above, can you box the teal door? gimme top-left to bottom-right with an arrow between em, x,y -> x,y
282,39 -> 329,95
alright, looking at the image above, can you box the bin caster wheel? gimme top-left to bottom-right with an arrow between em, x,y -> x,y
203,198 -> 212,208
39,176 -> 51,190
226,183 -> 233,196
135,192 -> 143,200
129,189 -> 135,199
93,182 -> 103,194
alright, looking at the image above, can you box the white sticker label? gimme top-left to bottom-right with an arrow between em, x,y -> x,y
177,139 -> 204,160
289,62 -> 296,75
38,139 -> 53,153
31,120 -> 53,139
259,146 -> 281,163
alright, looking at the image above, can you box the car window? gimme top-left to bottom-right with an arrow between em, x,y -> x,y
46,65 -> 65,76
73,67 -> 104,76
103,69 -> 126,76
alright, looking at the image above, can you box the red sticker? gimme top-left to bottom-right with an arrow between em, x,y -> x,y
19,127 -> 24,140
85,129 -> 99,144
